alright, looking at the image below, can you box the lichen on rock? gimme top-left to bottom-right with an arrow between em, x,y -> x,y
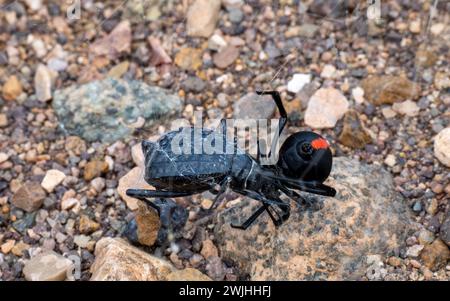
53,78 -> 182,142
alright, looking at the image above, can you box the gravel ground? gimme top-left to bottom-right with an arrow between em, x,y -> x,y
0,0 -> 449,281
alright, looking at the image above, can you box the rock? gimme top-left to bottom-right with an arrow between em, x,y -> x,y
74,235 -> 90,248
182,77 -> 207,93
294,24 -> 320,38
287,74 -> 311,93
430,23 -> 445,35
208,34 -> 227,51
201,239 -> 219,259
205,256 -> 226,280
12,182 -> 46,212
1,240 -> 15,254
2,75 -> 22,101
174,47 -> 203,71
434,71 -> 450,90
131,143 -> 145,166
304,88 -> 349,129
90,237 -> 174,280
135,201 -> 160,246
79,215 -> 100,234
384,154 -> 396,167
392,100 -> 420,117
320,64 -> 336,79
12,213 -> 36,234
308,0 -> 350,18
166,268 -> 211,281
214,157 -> 414,280
0,152 -> 9,164
228,7 -> 244,23
90,177 -> 106,192
53,78 -> 182,142
420,239 -> 450,271
23,251 -> 74,281
426,199 -> 438,215
84,160 -> 109,181
213,45 -> 239,69
415,49 -> 438,68
25,0 -> 42,11
118,166 -> 153,210
187,0 -> 221,38
387,257 -> 402,267
381,107 -> 397,119
434,128 -> 450,167
47,58 -> 68,72
440,214 -> 450,247
61,198 -> 79,211
361,76 -> 421,105
90,20 -> 131,60
412,201 -> 422,213
34,64 -> 53,102
41,169 -> 66,193
65,136 -> 87,156
338,110 -> 372,149
418,229 -> 435,245
125,198 -> 187,247
201,199 -> 213,210
11,241 -> 30,257
107,61 -> 129,79
233,92 -> 276,119
352,87 -> 364,104
0,113 -> 8,127
148,37 -> 172,67
406,245 -> 424,258
223,0 -> 243,8
125,0 -> 161,22
409,20 -> 421,34
365,255 -> 386,280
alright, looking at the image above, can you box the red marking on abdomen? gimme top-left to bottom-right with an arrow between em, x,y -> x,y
311,138 -> 329,150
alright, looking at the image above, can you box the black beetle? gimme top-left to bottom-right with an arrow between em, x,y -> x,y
127,91 -> 336,230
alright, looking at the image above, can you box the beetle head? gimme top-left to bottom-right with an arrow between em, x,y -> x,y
276,131 -> 332,183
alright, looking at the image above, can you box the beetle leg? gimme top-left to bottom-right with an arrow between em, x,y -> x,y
126,188 -> 194,211
233,189 -> 290,229
236,189 -> 288,210
231,204 -> 266,230
278,186 -> 314,207
231,202 -> 287,230
207,177 -> 231,212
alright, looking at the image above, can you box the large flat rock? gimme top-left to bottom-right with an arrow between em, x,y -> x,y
214,157 -> 415,280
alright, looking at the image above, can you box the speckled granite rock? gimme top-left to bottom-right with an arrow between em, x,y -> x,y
53,78 -> 182,142
214,157 -> 415,280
